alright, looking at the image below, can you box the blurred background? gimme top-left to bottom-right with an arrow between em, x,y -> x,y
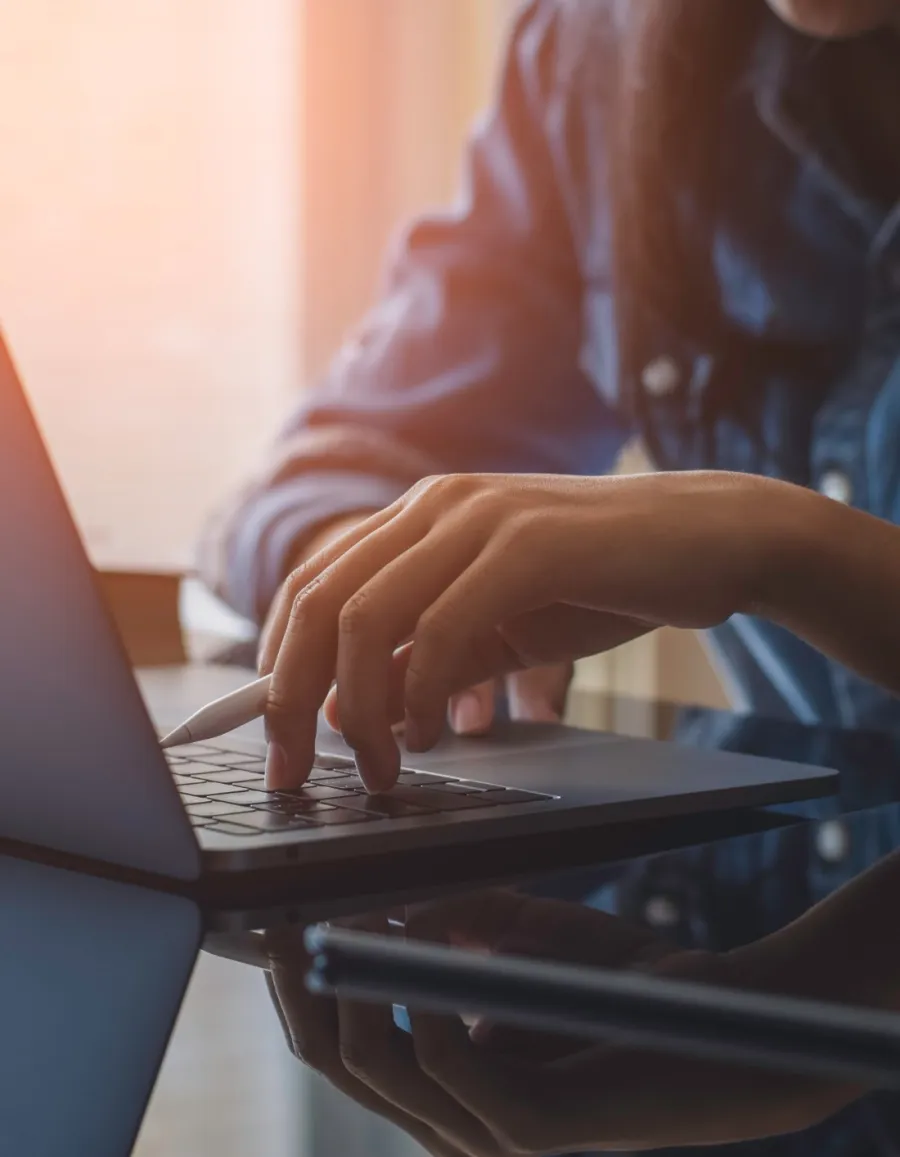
0,0 -> 514,571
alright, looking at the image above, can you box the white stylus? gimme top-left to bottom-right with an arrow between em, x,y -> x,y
159,673 -> 273,749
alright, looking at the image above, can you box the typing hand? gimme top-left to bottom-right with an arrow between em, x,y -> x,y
258,471 -> 788,790
265,891 -> 855,1153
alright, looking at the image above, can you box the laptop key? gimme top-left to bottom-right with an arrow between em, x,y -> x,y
313,755 -> 356,770
187,768 -> 262,785
204,821 -> 262,837
413,780 -> 485,796
228,811 -> 312,833
216,790 -> 275,806
391,788 -> 495,812
304,807 -> 376,826
277,784 -> 353,802
310,767 -> 359,781
176,759 -> 246,776
258,798 -> 339,820
395,771 -> 455,786
191,752 -> 264,768
312,775 -> 365,792
335,794 -> 430,819
185,800 -> 253,818
178,781 -> 237,798
166,744 -> 220,759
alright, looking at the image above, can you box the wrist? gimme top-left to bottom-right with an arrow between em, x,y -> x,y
743,481 -> 842,620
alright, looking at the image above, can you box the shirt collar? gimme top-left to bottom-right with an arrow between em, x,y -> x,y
749,14 -> 887,237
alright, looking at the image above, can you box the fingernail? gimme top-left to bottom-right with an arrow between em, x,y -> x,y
355,751 -> 393,794
451,692 -> 488,736
265,742 -> 289,789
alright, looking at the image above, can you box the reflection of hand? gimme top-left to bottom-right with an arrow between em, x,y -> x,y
265,893 -> 857,1154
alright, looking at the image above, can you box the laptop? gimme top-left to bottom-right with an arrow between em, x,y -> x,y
0,331 -> 837,884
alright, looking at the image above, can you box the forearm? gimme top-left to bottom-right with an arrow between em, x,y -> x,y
728,846 -> 900,1011
755,485 -> 900,698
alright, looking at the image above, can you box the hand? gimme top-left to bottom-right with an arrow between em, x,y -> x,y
264,891 -> 856,1154
258,470 -> 806,789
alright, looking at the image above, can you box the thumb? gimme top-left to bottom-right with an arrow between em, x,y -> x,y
448,680 -> 496,736
505,663 -> 573,723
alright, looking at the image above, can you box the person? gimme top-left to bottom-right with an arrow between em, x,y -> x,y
201,1 -> 900,1152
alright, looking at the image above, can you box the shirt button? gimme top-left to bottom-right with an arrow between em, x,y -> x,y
815,820 -> 851,865
641,356 -> 681,398
643,894 -> 681,929
818,470 -> 853,505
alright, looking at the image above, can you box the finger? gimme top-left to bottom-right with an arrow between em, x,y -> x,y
265,510 -> 434,789
259,506 -> 397,675
335,916 -> 498,1155
408,1009 -> 549,1156
505,663 -> 572,723
322,686 -> 340,732
338,993 -> 498,1155
265,929 -> 460,1157
404,567 -> 654,752
328,605 -> 648,752
448,681 -> 495,737
323,645 -> 412,735
404,901 -> 601,1153
401,533 -> 579,750
264,969 -> 295,1054
265,928 -> 343,1070
332,529 -> 485,790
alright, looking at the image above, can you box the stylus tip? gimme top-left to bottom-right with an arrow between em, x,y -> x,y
159,724 -> 192,750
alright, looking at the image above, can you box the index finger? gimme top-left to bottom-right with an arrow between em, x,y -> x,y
258,506 -> 395,675
264,506 -> 434,788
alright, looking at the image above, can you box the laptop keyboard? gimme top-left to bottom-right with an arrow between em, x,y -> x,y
165,745 -> 554,837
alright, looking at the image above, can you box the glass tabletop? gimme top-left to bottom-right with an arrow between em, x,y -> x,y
10,694 -> 900,1157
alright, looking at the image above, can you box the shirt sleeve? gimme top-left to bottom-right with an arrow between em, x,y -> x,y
200,0 -> 627,623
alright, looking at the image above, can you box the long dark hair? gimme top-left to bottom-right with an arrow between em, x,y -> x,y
613,0 -> 766,383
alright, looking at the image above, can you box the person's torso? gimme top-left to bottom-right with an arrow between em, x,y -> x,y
544,1 -> 900,728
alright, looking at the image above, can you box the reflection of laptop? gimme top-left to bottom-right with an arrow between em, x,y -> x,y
0,331 -> 837,884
